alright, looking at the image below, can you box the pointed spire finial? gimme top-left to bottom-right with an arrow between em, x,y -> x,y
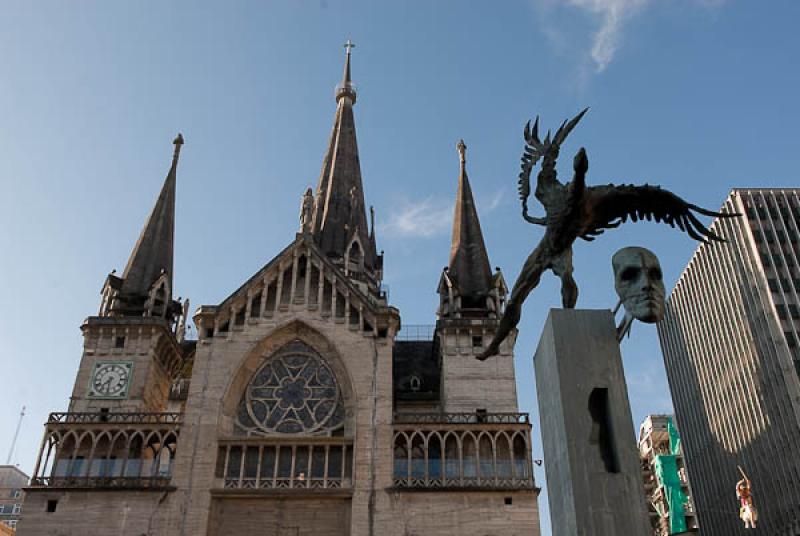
457,139 -> 466,165
172,133 -> 184,164
336,40 -> 357,103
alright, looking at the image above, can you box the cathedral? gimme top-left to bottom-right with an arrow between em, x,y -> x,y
19,47 -> 541,535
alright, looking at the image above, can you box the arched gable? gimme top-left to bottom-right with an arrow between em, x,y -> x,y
219,320 -> 356,437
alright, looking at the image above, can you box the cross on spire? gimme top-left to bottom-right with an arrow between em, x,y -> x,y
344,39 -> 355,54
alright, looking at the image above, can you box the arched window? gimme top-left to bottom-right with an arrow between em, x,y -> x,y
410,434 -> 425,479
513,434 -> 528,478
393,434 -> 409,479
346,240 -> 363,274
235,340 -> 346,436
427,435 -> 443,479
444,434 -> 459,479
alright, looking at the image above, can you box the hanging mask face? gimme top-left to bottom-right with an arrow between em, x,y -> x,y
612,247 -> 665,323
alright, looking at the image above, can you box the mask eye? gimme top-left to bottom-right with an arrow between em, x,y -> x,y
620,267 -> 639,281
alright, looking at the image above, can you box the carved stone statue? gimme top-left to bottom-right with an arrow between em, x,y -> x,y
300,187 -> 314,234
612,246 -> 665,340
478,109 -> 736,360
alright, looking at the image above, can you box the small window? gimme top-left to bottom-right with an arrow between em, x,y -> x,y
472,335 -> 483,348
205,327 -> 215,338
790,304 -> 800,319
476,408 -> 488,423
768,279 -> 779,292
11,489 -> 20,499
782,279 -> 792,292
776,304 -> 788,320
114,336 -> 125,348
753,230 -> 764,243
786,331 -> 797,348
504,497 -> 513,506
12,504 -> 20,514
762,254 -> 772,267
46,499 -> 58,513
235,308 -> 246,326
766,230 -> 775,243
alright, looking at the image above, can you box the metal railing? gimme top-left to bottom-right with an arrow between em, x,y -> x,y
394,412 -> 529,425
30,476 -> 172,490
47,412 -> 183,424
395,324 -> 436,341
217,438 -> 353,491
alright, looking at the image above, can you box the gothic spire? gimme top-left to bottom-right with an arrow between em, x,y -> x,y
311,41 -> 374,270
119,134 -> 183,302
447,140 -> 493,301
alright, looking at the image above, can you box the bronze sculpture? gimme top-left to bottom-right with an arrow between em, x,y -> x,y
477,109 -> 736,360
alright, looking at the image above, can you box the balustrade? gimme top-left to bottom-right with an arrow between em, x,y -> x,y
392,413 -> 535,490
29,412 -> 181,490
217,438 -> 353,491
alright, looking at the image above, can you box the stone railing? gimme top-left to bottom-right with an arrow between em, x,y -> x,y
217,437 -> 353,491
392,412 -> 535,491
29,411 -> 181,490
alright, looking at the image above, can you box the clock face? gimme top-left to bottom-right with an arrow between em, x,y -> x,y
89,362 -> 132,398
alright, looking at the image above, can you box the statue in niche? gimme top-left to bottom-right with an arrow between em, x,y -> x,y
612,246 -> 665,341
478,109 -> 737,360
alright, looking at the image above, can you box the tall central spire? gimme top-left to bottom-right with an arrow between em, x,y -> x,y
311,41 -> 375,272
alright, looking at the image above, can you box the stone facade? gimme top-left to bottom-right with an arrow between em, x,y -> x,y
18,48 -> 540,536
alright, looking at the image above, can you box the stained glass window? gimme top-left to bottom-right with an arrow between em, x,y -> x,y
235,340 -> 345,436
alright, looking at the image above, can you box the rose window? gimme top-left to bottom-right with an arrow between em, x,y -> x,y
235,340 -> 345,436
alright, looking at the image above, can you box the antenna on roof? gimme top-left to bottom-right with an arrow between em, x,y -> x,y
5,406 -> 25,465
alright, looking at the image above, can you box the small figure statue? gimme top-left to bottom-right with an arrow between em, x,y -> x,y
300,187 -> 314,234
737,466 -> 758,529
478,109 -> 737,360
612,246 -> 665,340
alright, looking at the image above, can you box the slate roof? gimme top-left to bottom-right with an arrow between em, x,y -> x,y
311,48 -> 376,270
447,140 -> 493,300
393,340 -> 441,402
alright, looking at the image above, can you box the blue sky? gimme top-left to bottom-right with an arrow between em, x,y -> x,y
1,1 -> 798,533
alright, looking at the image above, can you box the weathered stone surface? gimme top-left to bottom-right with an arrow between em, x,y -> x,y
534,309 -> 650,536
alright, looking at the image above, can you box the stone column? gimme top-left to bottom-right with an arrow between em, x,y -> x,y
534,308 -> 650,536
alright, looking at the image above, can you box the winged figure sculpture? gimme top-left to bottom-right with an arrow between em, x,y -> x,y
477,109 -> 737,360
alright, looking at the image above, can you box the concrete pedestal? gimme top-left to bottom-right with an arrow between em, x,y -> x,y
534,309 -> 650,536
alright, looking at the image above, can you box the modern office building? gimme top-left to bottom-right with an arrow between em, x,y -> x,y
638,414 -> 698,535
0,466 -> 28,531
658,188 -> 800,535
17,47 -> 540,535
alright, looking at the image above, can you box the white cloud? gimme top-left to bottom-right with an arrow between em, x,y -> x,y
381,189 -> 506,239
381,197 -> 453,238
483,188 -> 506,213
567,0 -> 648,73
537,0 -> 726,74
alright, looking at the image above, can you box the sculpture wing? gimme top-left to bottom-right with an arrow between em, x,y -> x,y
518,118 -> 546,224
580,184 -> 737,243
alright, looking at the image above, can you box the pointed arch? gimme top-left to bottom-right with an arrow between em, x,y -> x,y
220,319 -> 356,438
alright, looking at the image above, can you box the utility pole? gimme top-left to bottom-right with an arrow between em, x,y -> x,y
5,406 -> 25,465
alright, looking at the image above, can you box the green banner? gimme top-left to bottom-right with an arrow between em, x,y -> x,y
667,416 -> 681,456
654,454 -> 688,534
